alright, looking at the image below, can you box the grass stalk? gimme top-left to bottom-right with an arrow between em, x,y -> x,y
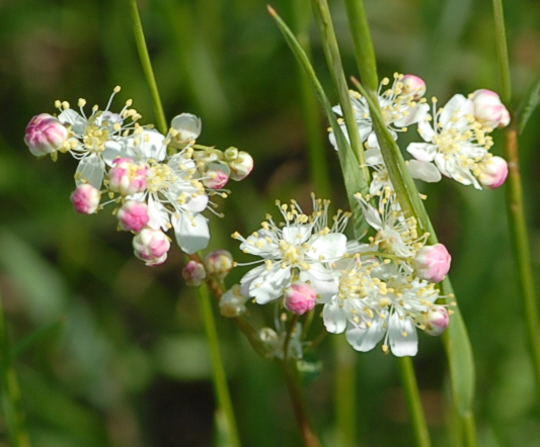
491,0 -> 540,398
399,357 -> 431,447
198,284 -> 242,447
0,297 -> 31,447
128,0 -> 168,134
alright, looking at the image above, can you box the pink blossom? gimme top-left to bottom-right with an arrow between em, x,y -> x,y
401,74 -> 426,99
117,201 -> 149,232
425,306 -> 450,336
133,229 -> 170,266
203,163 -> 230,189
182,260 -> 207,286
24,113 -> 68,157
285,283 -> 317,315
205,250 -> 233,278
108,157 -> 148,195
415,243 -> 451,283
478,156 -> 508,189
470,89 -> 510,128
70,184 -> 100,214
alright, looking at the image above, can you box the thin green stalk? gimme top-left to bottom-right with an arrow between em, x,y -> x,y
198,284 -> 242,447
291,2 -> 356,444
0,297 -> 31,447
343,0 -> 378,93
491,0 -> 540,397
128,0 -> 168,134
399,357 -> 431,447
311,0 -> 370,184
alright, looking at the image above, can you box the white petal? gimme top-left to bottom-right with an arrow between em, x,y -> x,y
102,140 -> 131,166
322,300 -> 347,334
240,230 -> 279,257
183,194 -> 209,213
136,130 -> 167,161
407,160 -> 442,183
300,265 -> 339,299
417,118 -> 435,142
249,266 -> 291,304
307,233 -> 347,261
440,94 -> 473,129
75,154 -> 105,189
147,196 -> 170,231
389,313 -> 418,357
346,319 -> 385,352
282,225 -> 311,245
58,109 -> 86,135
407,142 -> 437,162
171,113 -> 202,141
171,213 -> 210,254
359,202 -> 382,230
364,148 -> 384,166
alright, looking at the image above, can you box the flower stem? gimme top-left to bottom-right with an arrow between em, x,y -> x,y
0,297 -> 32,447
398,357 -> 431,447
198,283 -> 242,447
491,0 -> 540,397
333,337 -> 357,447
128,0 -> 168,134
282,360 -> 322,447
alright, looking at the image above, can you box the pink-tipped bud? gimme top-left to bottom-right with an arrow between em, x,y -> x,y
478,155 -> 508,189
219,285 -> 248,318
470,89 -> 510,128
401,74 -> 426,99
182,260 -> 206,286
133,228 -> 170,266
205,250 -> 234,278
415,243 -> 451,283
225,148 -> 254,181
108,157 -> 148,195
203,162 -> 230,189
285,283 -> 317,315
24,113 -> 68,157
117,201 -> 149,232
70,184 -> 100,214
425,306 -> 450,336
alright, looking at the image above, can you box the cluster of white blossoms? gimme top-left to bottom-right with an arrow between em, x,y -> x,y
330,74 -> 511,190
24,87 -> 253,265
224,193 -> 452,357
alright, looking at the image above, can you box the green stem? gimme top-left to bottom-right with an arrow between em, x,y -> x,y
0,297 -> 31,447
491,0 -> 540,398
462,412 -> 476,447
198,284 -> 242,447
398,357 -> 431,447
128,0 -> 168,134
333,337 -> 357,447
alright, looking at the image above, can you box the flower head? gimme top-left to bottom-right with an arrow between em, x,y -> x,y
414,243 -> 452,283
285,282 -> 317,315
133,228 -> 170,266
25,113 -> 68,157
117,201 -> 150,232
70,184 -> 100,214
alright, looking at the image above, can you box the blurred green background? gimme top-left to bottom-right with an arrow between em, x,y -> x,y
0,0 -> 539,446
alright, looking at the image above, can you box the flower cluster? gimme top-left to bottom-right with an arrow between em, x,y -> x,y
226,193 -> 452,357
24,87 -> 253,265
330,74 -> 510,190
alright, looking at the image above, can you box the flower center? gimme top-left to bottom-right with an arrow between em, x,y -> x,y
147,163 -> 174,193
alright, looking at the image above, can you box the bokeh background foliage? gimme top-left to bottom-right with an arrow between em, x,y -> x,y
0,0 -> 539,446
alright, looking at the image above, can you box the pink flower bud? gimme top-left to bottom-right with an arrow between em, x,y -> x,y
285,283 -> 317,315
205,250 -> 234,278
401,74 -> 426,99
470,89 -> 510,128
203,163 -> 230,189
228,151 -> 254,181
133,228 -> 170,266
219,285 -> 248,317
117,201 -> 149,232
415,243 -> 451,283
478,156 -> 508,189
70,184 -> 100,214
182,260 -> 206,286
108,157 -> 148,195
24,113 -> 68,157
425,305 -> 450,336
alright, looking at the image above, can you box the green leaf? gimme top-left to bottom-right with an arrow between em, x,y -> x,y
268,5 -> 366,236
517,78 -> 540,134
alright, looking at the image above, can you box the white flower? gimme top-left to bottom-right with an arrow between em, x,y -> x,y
233,196 -> 350,304
407,94 -> 497,189
330,73 -> 429,151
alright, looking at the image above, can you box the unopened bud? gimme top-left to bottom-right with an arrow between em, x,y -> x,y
229,151 -> 254,181
219,284 -> 248,317
425,305 -> 450,336
108,157 -> 148,195
117,201 -> 149,232
133,228 -> 170,266
285,282 -> 317,315
401,74 -> 426,99
415,243 -> 451,283
470,89 -> 510,128
478,155 -> 508,189
170,113 -> 202,146
182,260 -> 206,286
203,162 -> 230,189
70,184 -> 100,214
24,113 -> 68,157
205,250 -> 234,278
